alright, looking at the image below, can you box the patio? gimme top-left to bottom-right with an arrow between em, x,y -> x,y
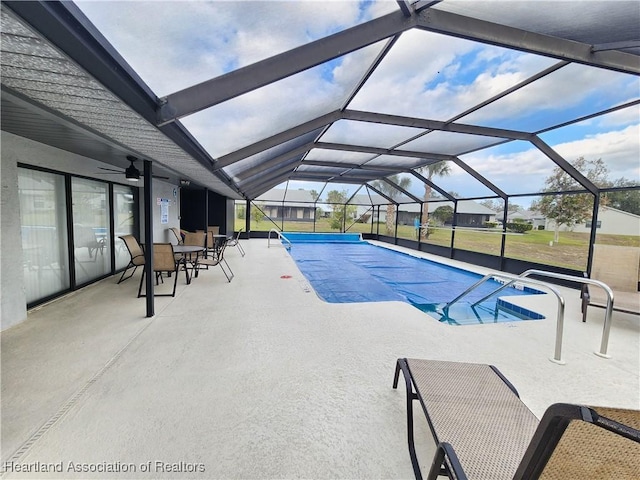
1,238 -> 638,479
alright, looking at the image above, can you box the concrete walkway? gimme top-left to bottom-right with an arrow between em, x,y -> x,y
2,239 -> 638,479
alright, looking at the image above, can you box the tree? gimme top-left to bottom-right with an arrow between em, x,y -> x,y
602,178 -> 640,216
309,189 -> 320,202
480,199 -> 499,211
507,203 -> 524,213
250,202 -> 266,225
417,161 -> 451,239
432,205 -> 454,225
326,189 -> 356,231
535,157 -> 609,243
371,175 -> 412,235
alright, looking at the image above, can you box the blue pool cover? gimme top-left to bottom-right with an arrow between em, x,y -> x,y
284,234 -> 545,325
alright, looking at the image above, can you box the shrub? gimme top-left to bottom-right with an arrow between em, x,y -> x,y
506,222 -> 533,233
538,225 -> 545,230
484,221 -> 498,228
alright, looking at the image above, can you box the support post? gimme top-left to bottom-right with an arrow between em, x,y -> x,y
143,160 -> 154,317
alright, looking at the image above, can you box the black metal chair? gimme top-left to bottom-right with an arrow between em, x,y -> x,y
226,228 -> 245,257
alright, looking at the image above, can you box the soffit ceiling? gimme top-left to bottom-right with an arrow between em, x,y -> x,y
1,1 -> 638,202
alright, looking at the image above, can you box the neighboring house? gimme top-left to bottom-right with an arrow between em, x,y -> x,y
394,200 -> 496,227
547,206 -> 640,236
351,194 -> 497,227
351,194 -> 388,222
506,210 -> 546,229
254,189 -> 316,221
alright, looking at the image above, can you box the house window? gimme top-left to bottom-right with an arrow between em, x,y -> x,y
586,221 -> 602,228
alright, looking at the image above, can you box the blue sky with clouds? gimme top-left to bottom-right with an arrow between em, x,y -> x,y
76,0 -> 639,206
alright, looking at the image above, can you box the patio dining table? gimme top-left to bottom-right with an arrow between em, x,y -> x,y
173,245 -> 205,255
173,245 -> 205,284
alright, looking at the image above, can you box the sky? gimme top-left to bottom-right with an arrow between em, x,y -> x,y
75,0 -> 640,208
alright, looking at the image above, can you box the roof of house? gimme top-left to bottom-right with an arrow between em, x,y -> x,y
255,188 -> 316,207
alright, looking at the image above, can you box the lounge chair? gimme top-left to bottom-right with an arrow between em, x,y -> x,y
117,234 -> 144,284
393,358 -> 640,480
226,228 -> 245,257
581,244 -> 640,321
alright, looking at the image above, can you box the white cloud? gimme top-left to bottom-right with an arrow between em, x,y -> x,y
463,64 -> 638,126
461,123 -> 640,194
595,102 -> 640,129
553,124 -> 640,180
76,0 -> 399,159
76,0 -> 390,95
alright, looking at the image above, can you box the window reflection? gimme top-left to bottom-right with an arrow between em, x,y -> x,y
114,185 -> 136,270
72,177 -> 110,285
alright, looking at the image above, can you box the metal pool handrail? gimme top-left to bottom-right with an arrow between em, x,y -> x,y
444,273 -> 567,364
267,229 -> 291,250
471,270 -> 615,359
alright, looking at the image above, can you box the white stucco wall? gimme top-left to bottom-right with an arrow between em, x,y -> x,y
1,131 -> 182,330
144,180 -> 181,244
1,133 -> 28,330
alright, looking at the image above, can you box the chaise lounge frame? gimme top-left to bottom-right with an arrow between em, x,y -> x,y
393,358 -> 640,480
581,244 -> 640,321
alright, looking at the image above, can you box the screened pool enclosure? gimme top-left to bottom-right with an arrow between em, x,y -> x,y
2,0 -> 639,294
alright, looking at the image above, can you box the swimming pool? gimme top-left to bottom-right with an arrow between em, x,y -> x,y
283,233 -> 545,325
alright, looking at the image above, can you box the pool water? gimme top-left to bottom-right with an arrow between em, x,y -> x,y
284,237 -> 545,325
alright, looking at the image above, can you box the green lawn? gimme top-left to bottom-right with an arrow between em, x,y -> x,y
237,219 -> 639,271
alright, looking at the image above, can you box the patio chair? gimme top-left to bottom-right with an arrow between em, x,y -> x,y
226,228 -> 246,257
393,358 -> 640,480
168,227 -> 184,245
207,225 -> 220,235
137,243 -> 186,297
196,236 -> 234,282
117,234 -> 144,284
182,231 -> 206,275
581,244 -> 640,321
204,231 -> 217,257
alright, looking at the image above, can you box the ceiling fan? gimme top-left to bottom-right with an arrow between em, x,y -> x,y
97,155 -> 169,182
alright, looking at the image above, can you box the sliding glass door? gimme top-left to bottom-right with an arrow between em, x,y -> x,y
19,166 -> 139,306
19,168 -> 70,303
114,185 -> 136,270
71,177 -> 111,285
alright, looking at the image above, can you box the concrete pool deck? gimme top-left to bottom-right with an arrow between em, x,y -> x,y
1,238 -> 638,479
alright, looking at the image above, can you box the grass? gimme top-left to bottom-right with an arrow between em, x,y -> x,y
237,219 -> 639,271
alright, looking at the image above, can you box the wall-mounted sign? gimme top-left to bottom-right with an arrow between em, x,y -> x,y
159,198 -> 170,224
